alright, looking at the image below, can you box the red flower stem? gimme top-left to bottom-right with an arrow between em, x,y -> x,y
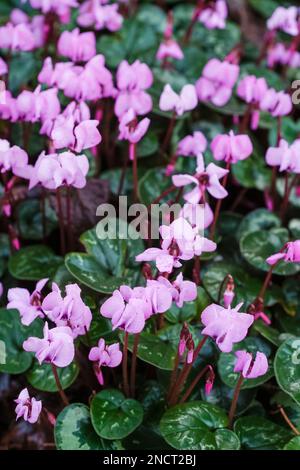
193,256 -> 201,285
148,184 -> 177,208
51,364 -> 69,406
179,364 -> 210,404
167,351 -> 180,401
130,142 -> 138,203
66,186 -> 73,251
40,188 -> 47,242
168,336 -> 208,406
210,161 -> 231,240
56,188 -> 66,255
278,406 -> 300,436
183,1 -> 205,45
228,374 -> 244,429
118,151 -> 130,196
161,111 -> 176,154
257,265 -> 276,302
130,333 -> 140,398
280,174 -> 298,222
122,332 -> 130,397
239,103 -> 253,134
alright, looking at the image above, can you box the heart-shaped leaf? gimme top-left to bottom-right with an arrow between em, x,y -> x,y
234,416 -> 292,450
160,401 -> 240,450
90,389 -> 143,440
0,309 -> 43,374
17,199 -> 57,240
236,209 -> 281,240
26,361 -> 79,392
218,337 -> 274,389
9,245 -> 63,281
55,404 -> 120,450
65,219 -> 144,293
274,338 -> 300,406
240,228 -> 300,275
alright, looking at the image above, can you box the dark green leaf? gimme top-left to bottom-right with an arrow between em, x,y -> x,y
26,361 -> 79,392
234,416 -> 292,449
9,245 -> 62,281
275,338 -> 300,406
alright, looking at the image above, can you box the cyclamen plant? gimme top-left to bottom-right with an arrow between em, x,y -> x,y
0,0 -> 300,454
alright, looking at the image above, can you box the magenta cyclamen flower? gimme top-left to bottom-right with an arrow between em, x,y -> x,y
77,0 -> 123,32
156,273 -> 197,308
115,60 -> 153,117
177,131 -> 207,158
23,322 -> 75,367
196,58 -> 239,107
118,108 -> 150,145
266,241 -> 300,266
0,140 -> 29,178
234,350 -> 269,379
260,89 -> 292,117
172,155 -> 229,204
7,278 -> 48,326
42,283 -> 92,338
89,339 -> 122,385
51,115 -> 101,152
0,22 -> 36,51
265,139 -> 300,174
136,218 -> 216,273
15,388 -> 42,424
198,0 -> 228,30
100,286 -> 147,334
27,151 -> 89,190
267,6 -> 299,36
211,130 -> 253,164
159,84 -> 197,116
58,28 -> 96,62
201,302 -> 254,353
237,75 -> 268,129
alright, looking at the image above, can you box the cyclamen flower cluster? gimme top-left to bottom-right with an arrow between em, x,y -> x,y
100,274 -> 197,334
196,58 -> 239,107
237,75 -> 292,129
77,0 -> 123,32
267,43 -> 300,69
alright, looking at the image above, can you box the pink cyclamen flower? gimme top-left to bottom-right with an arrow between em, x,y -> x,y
172,155 -> 229,204
198,0 -> 228,30
0,22 -> 36,51
15,388 -> 42,424
156,272 -> 197,308
42,283 -> 92,338
177,131 -> 207,158
27,151 -> 89,190
0,57 -> 8,75
136,217 -> 217,273
201,302 -> 254,353
7,279 -> 48,326
51,115 -> 101,152
267,6 -> 299,36
159,84 -> 197,116
58,28 -> 96,62
100,286 -> 147,334
23,322 -> 75,367
16,86 -> 61,124
115,60 -> 153,117
266,241 -> 300,266
234,350 -> 269,379
0,140 -> 29,178
27,0 -> 78,22
211,130 -> 253,164
237,75 -> 268,129
260,89 -> 292,117
156,39 -> 184,61
118,108 -> 150,144
89,339 -> 122,385
196,58 -> 239,107
265,139 -> 300,174
78,0 -> 123,32
180,201 -> 214,230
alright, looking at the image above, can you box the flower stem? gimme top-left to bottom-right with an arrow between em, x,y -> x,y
228,374 -> 244,429
183,1 -> 204,45
56,188 -> 66,256
167,350 -> 180,401
258,266 -> 275,302
66,186 -> 73,251
280,174 -> 298,222
168,336 -> 208,406
278,406 -> 300,436
161,111 -> 176,154
51,364 -> 69,406
122,332 -> 130,397
130,333 -> 140,397
130,142 -> 138,203
210,161 -> 231,240
193,256 -> 201,285
179,364 -> 210,403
